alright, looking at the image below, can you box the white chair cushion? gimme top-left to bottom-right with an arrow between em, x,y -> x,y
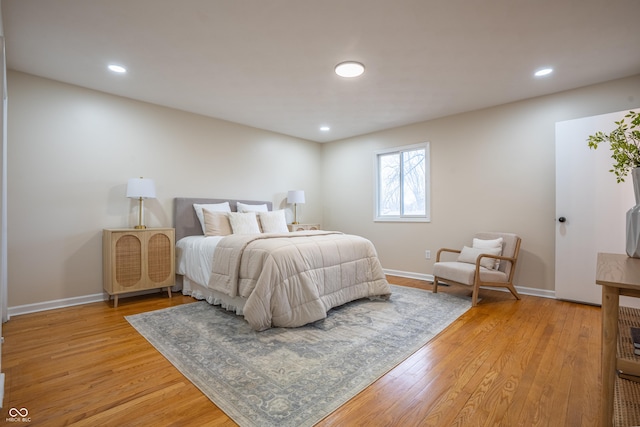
474,232 -> 519,275
433,261 -> 507,286
457,246 -> 502,269
472,237 -> 503,269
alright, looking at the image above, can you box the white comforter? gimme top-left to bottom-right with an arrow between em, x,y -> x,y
179,231 -> 391,331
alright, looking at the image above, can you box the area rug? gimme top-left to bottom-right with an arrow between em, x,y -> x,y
126,284 -> 471,427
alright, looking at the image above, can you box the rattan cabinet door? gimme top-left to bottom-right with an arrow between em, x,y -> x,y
103,228 -> 175,304
146,229 -> 175,287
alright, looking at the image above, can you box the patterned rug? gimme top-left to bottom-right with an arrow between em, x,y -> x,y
126,284 -> 471,427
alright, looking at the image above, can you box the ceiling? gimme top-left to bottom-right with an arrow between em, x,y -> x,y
3,0 -> 640,143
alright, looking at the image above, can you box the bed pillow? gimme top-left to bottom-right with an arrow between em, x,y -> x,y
203,209 -> 232,236
228,212 -> 261,234
237,202 -> 269,213
193,202 -> 231,233
457,246 -> 502,270
472,237 -> 503,269
258,210 -> 289,233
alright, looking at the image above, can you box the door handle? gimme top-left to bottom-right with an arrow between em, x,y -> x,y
558,217 -> 567,223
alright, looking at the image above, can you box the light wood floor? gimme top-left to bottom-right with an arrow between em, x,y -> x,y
1,276 -> 601,426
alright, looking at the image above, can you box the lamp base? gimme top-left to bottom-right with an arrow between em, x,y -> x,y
291,221 -> 299,225
134,198 -> 147,230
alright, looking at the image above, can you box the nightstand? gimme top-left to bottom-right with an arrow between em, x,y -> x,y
103,228 -> 175,307
288,223 -> 321,231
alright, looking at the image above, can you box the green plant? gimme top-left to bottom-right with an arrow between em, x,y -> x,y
588,110 -> 640,183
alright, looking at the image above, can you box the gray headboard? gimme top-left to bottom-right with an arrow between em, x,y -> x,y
174,198 -> 273,241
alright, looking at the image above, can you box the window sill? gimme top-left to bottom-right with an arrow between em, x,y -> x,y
374,217 -> 430,223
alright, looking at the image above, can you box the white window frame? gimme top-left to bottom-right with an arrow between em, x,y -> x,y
374,142 -> 431,222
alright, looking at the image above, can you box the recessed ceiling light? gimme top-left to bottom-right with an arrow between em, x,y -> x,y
534,68 -> 553,77
335,61 -> 365,78
108,64 -> 127,73
320,126 -> 330,132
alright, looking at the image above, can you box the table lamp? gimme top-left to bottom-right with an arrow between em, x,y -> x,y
126,177 -> 156,229
287,190 -> 305,224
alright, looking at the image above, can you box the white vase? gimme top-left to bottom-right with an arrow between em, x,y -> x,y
626,167 -> 640,258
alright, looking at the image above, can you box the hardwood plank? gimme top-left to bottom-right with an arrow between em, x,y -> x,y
1,277 -> 601,426
567,303 -> 601,425
480,298 -> 559,426
496,298 -> 565,426
446,300 -> 532,425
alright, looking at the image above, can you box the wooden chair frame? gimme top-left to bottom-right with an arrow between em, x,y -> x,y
433,237 -> 522,306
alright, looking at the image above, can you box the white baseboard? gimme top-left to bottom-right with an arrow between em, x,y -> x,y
7,288 -> 166,318
8,293 -> 107,318
6,270 -> 556,318
382,268 -> 556,300
510,285 -> 555,300
383,269 -> 432,282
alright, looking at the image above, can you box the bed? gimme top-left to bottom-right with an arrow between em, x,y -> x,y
174,197 -> 391,330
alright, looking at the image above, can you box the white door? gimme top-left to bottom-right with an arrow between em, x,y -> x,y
555,109 -> 638,305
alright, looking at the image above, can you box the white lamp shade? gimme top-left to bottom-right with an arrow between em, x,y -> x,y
287,190 -> 305,204
126,178 -> 156,199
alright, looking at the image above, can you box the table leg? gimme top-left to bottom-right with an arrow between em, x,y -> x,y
602,285 -> 619,426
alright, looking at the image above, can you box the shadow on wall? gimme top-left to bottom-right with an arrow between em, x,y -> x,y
63,230 -> 104,298
514,248 -> 548,293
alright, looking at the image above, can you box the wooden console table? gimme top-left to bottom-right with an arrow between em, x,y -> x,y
596,252 -> 640,426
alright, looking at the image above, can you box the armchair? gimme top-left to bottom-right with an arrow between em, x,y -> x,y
432,232 -> 521,306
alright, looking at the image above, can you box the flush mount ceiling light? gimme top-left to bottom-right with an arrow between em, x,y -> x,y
108,64 -> 127,73
534,67 -> 553,77
320,126 -> 330,132
335,61 -> 365,78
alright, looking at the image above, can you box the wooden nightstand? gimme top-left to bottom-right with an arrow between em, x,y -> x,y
103,228 -> 175,307
287,223 -> 321,231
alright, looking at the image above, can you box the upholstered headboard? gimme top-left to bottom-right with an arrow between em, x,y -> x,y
174,198 -> 273,242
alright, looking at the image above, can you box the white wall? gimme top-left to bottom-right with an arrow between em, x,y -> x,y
7,71 -> 322,308
8,70 -> 640,309
321,74 -> 640,293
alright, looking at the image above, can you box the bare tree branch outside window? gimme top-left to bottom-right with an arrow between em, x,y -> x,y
376,144 -> 429,220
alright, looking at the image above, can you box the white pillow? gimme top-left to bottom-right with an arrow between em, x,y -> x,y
228,212 -> 261,234
237,202 -> 269,213
472,237 -> 503,269
457,246 -> 502,270
193,202 -> 231,233
258,210 -> 289,233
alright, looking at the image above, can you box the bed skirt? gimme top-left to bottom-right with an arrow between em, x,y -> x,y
180,275 -> 247,315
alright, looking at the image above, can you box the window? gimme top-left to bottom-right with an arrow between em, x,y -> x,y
375,142 -> 430,222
